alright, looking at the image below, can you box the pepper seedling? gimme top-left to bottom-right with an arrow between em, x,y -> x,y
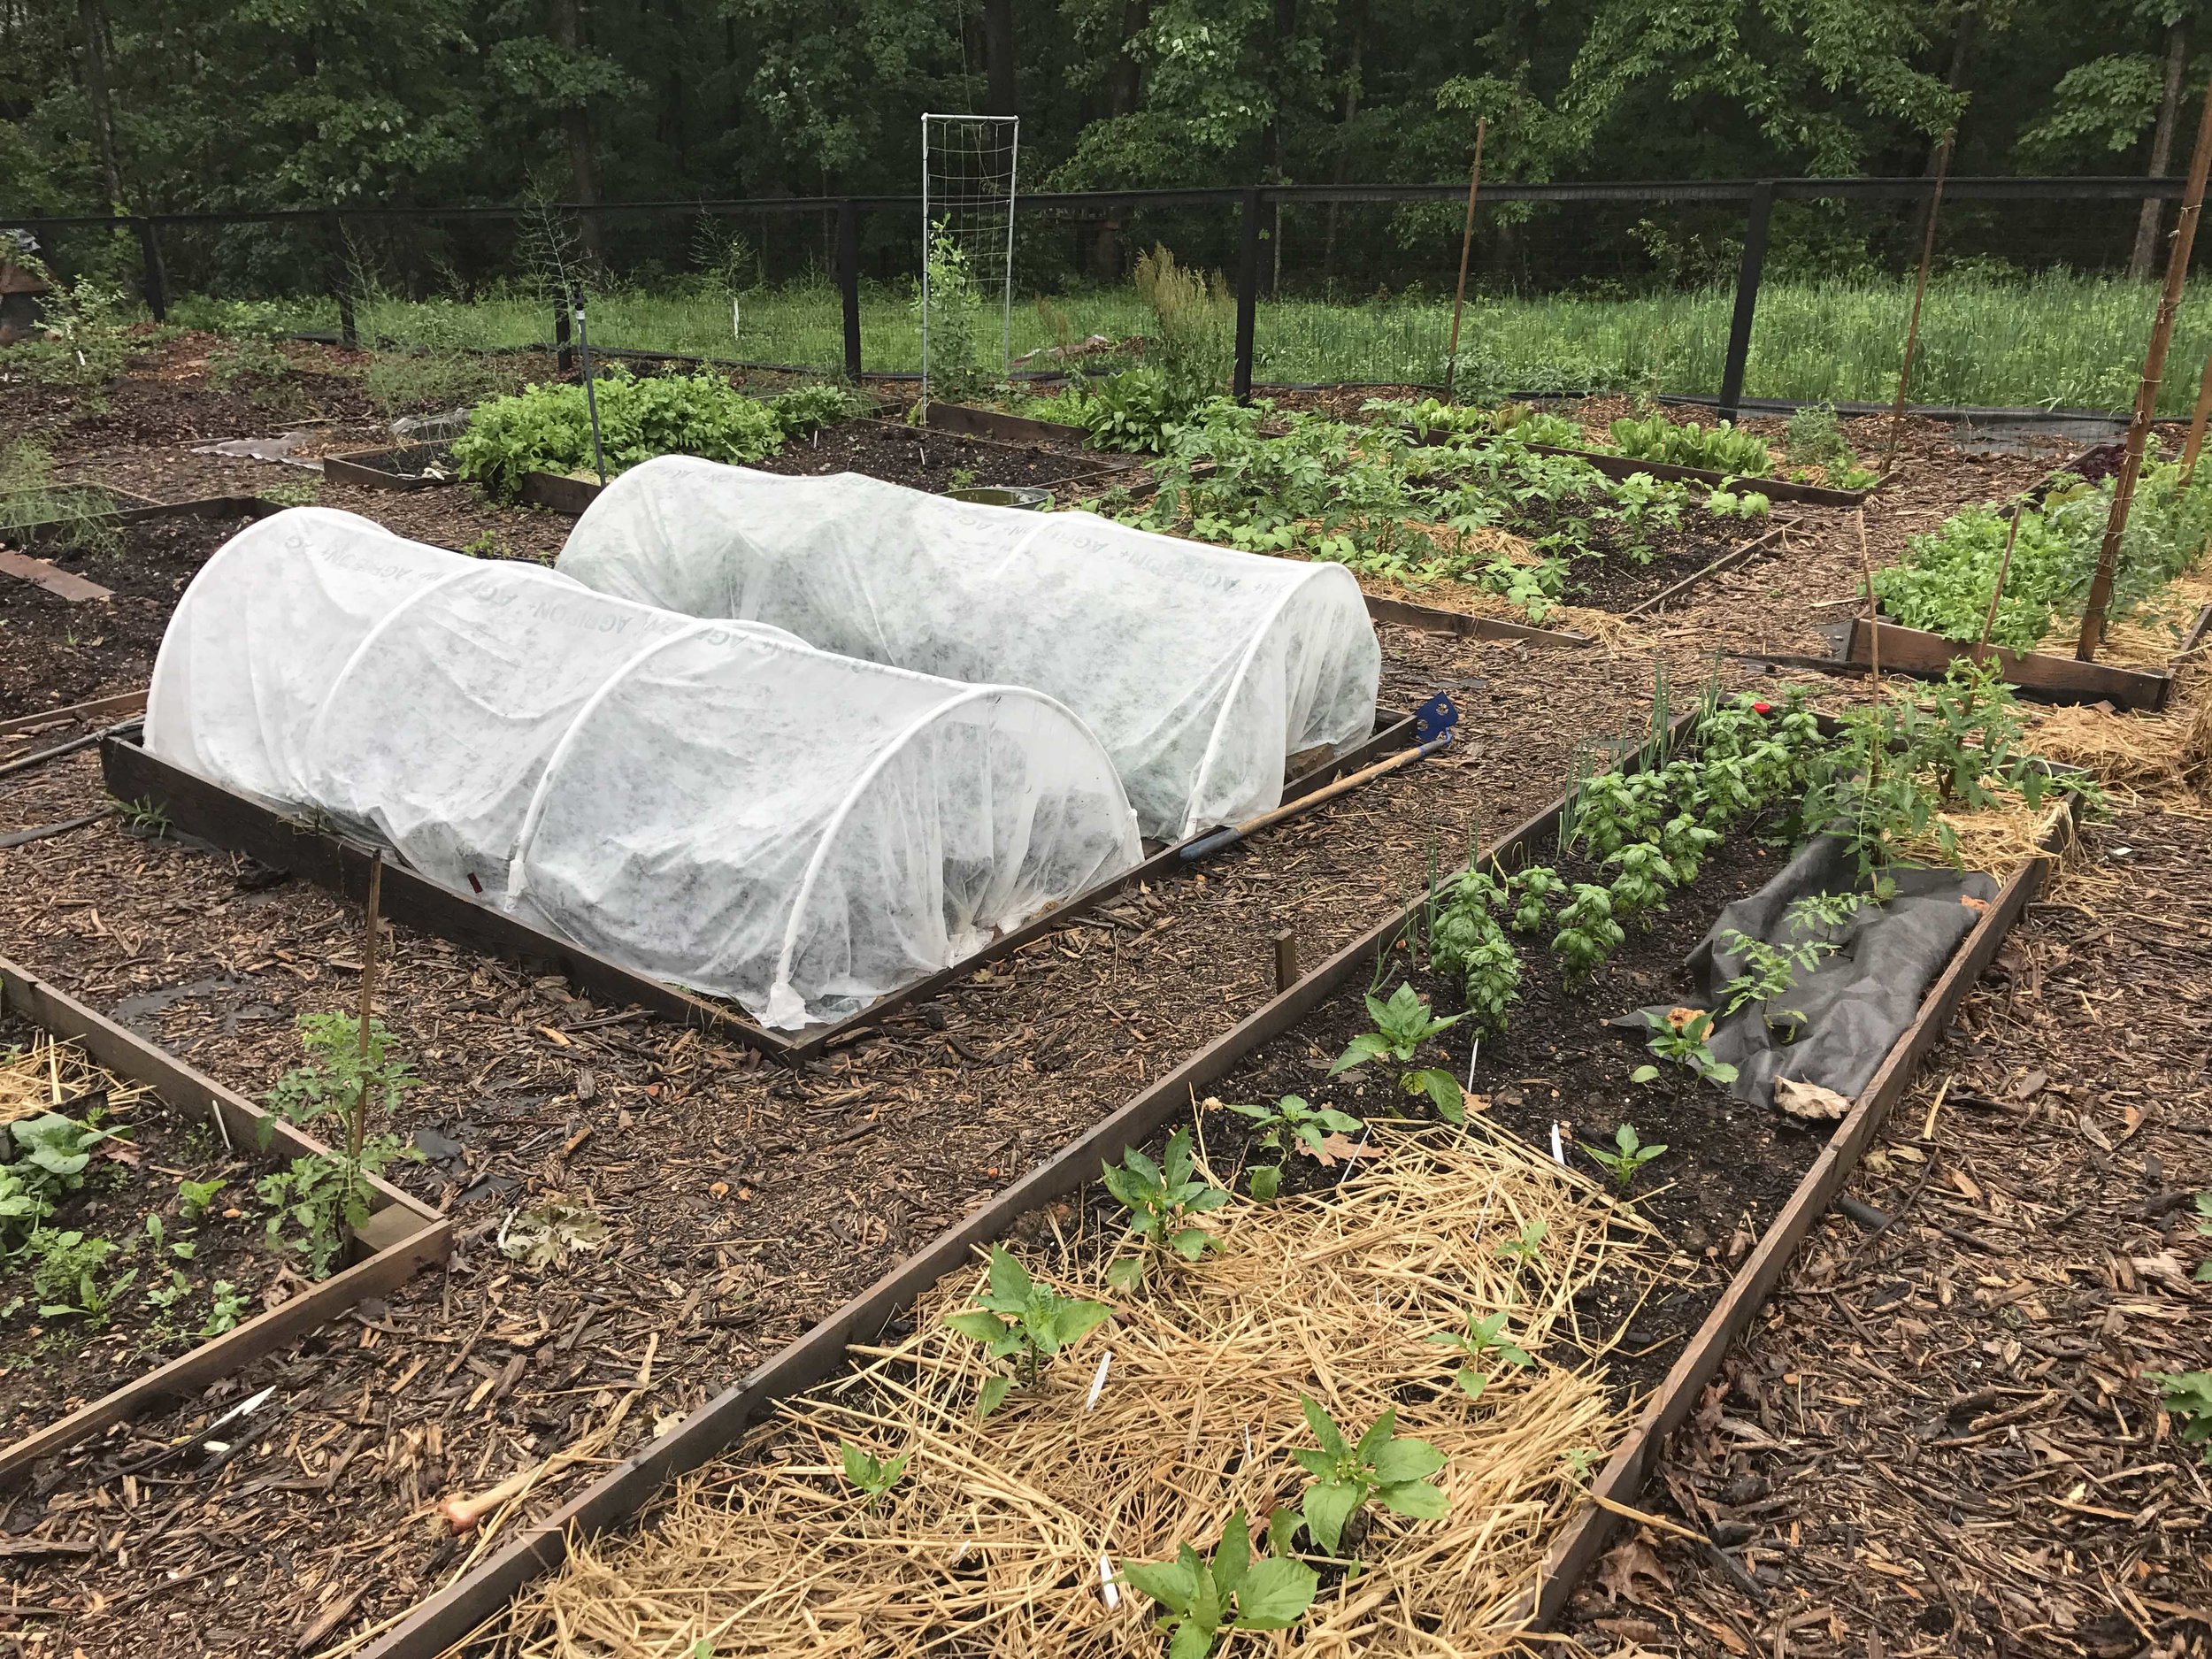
1329,982 -> 1471,1124
944,1245 -> 1113,1417
1425,1309 -> 1534,1402
1118,1508 -> 1318,1659
1583,1123 -> 1670,1194
1291,1394 -> 1449,1555
1102,1126 -> 1231,1291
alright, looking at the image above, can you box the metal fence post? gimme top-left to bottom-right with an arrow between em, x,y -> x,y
837,198 -> 863,380
132,218 -> 168,322
1717,180 -> 1773,419
556,300 -> 573,373
1234,185 -> 1262,400
323,211 -> 357,348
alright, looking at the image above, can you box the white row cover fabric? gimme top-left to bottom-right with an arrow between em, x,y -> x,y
556,457 -> 1383,840
146,509 -> 1142,1029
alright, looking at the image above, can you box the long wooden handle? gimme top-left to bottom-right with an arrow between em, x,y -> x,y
1180,735 -> 1449,862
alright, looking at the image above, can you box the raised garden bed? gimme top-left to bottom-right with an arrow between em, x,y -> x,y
321,440 -> 458,492
517,418 -> 1141,516
99,707 -> 1423,1064
1517,443 -> 1874,508
0,497 -> 279,722
1838,441 -> 2209,711
351,698 -> 2065,1657
0,953 -> 450,1485
1840,603 -> 2212,711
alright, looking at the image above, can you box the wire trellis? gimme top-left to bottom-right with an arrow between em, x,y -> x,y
919,112 -> 1018,409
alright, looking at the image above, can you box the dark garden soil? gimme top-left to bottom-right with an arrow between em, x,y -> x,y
750,418 -> 1125,495
1557,524 -> 1759,614
1186,811 -> 1842,1402
0,1018 -> 293,1447
0,511 -> 248,719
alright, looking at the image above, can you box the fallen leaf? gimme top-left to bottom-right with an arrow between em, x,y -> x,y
1308,1133 -> 1380,1168
1951,1168 -> 1984,1202
2131,1252 -> 2198,1293
1596,1536 -> 1673,1606
2013,1069 -> 2049,1101
1961,895 -> 1992,915
1775,1077 -> 1852,1122
1665,1005 -> 1706,1033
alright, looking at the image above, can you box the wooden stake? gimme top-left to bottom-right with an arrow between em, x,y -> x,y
1857,508 -> 1882,688
1883,131 -> 1955,475
2183,348 -> 2212,484
2079,84 -> 2212,661
1972,505 -> 2026,661
1441,119 -> 1486,405
1271,929 -> 1299,995
350,848 -> 383,1164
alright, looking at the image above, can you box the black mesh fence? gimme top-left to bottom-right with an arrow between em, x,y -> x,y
4,177 -> 2200,411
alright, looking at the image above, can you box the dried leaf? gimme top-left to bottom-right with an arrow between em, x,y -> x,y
1595,1535 -> 1673,1606
1307,1133 -> 1381,1168
1775,1077 -> 1852,1122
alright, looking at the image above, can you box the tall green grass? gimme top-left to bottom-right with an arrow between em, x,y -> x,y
172,269 -> 2212,413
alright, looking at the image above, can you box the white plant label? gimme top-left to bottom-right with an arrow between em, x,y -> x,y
1549,1120 -> 1567,1166
1086,1349 -> 1112,1411
1098,1554 -> 1120,1609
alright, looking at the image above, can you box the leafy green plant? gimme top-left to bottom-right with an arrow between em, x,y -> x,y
1784,402 -> 1855,472
1426,872 -> 1522,1033
1329,982 -> 1469,1124
1603,841 -> 1678,927
1075,365 -> 1193,455
29,1229 -> 133,1322
1608,411 -> 1772,476
1583,1124 -> 1670,1194
1225,1094 -> 1363,1162
1425,1310 -> 1533,1402
1102,1126 -> 1230,1291
1504,864 -> 1564,934
257,1013 -> 422,1279
838,1440 -> 912,1509
1290,1394 -> 1449,1556
203,1280 -> 246,1337
1119,1509 -> 1319,1659
918,221 -> 987,399
1550,884 -> 1626,984
1635,1007 -> 1738,1085
144,1266 -> 192,1312
142,1212 -> 194,1261
177,1178 -> 225,1219
206,334 -> 293,392
1717,928 -> 1836,1030
451,370 -> 792,500
1495,1218 -> 1548,1268
944,1245 -> 1113,1418
11,1111 -> 114,1194
2147,1371 -> 2212,1464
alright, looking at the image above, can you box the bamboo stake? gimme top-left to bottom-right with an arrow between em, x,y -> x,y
1883,131 -> 1955,475
349,848 -> 382,1165
1972,505 -> 2026,662
1857,508 -> 1881,688
2183,348 -> 2212,484
2079,84 -> 2212,661
1441,119 -> 1486,404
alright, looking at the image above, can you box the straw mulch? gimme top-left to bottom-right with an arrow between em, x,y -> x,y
2093,567 -> 2212,670
0,1026 -> 149,1128
2023,642 -> 2212,804
492,1122 -> 1656,1658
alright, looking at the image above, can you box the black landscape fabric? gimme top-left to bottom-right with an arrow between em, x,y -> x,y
1623,834 -> 1998,1110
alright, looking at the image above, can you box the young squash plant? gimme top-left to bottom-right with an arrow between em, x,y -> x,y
1102,1126 -> 1231,1291
1330,982 -> 1469,1123
1292,1394 -> 1450,1556
945,1245 -> 1113,1418
1119,1508 -> 1319,1659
